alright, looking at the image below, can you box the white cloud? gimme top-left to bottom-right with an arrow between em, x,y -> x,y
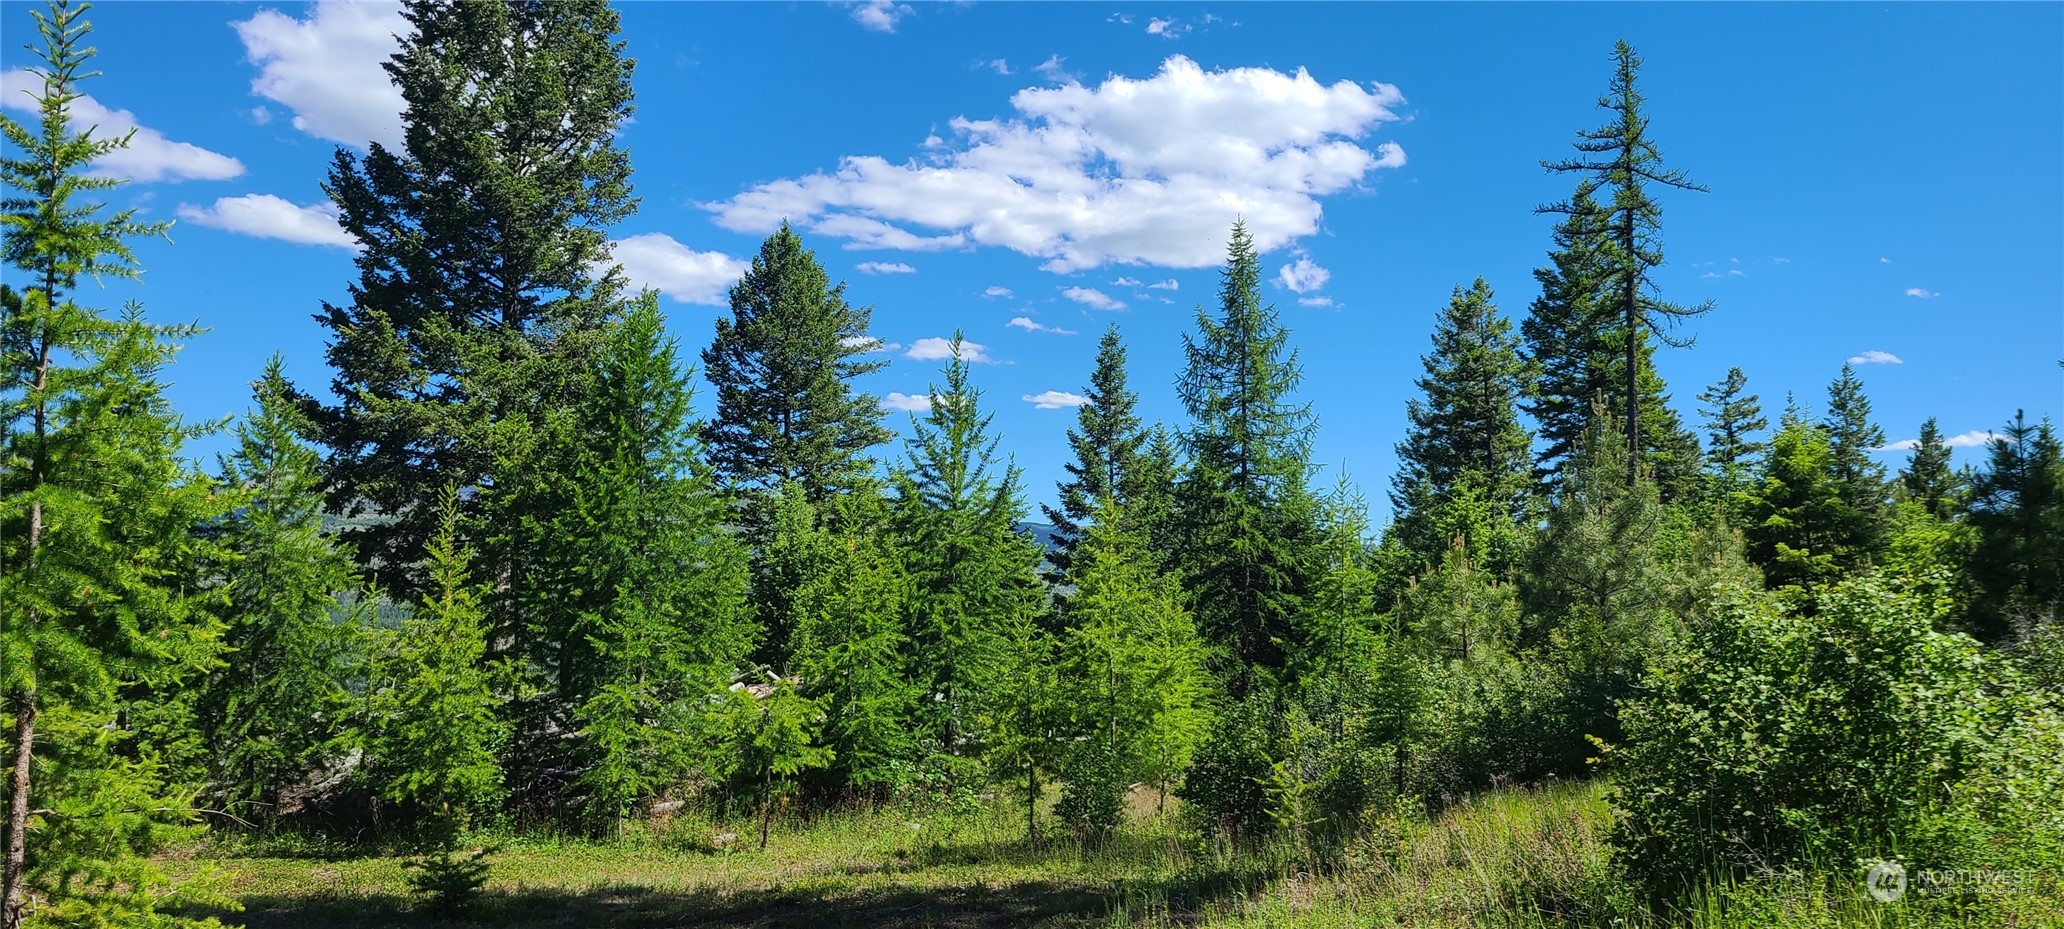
708,55 -> 1407,273
1062,286 -> 1126,311
906,336 -> 995,363
983,285 -> 1014,298
841,336 -> 901,353
857,260 -> 916,274
1276,255 -> 1330,293
1112,276 -> 1143,287
883,391 -> 934,412
178,195 -> 358,249
1149,279 -> 1179,290
1007,316 -> 1076,335
1297,296 -> 1337,308
1,69 -> 244,183
1771,256 -> 1790,265
612,233 -> 747,305
1108,13 -> 1134,25
1880,257 -> 1891,264
1875,430 -> 2008,453
1034,54 -> 1070,81
1024,390 -> 1090,409
1847,350 -> 1903,366
988,59 -> 1012,76
850,0 -> 913,33
1146,17 -> 1184,38
1905,287 -> 1937,298
249,106 -> 273,125
233,0 -> 408,149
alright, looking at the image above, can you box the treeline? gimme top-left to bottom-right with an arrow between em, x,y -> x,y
2,2 -> 2060,926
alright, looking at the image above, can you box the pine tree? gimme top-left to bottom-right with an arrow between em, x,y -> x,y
716,671 -> 832,851
1900,417 -> 1959,520
1399,542 -> 1521,666
1697,366 -> 1767,503
785,488 -> 920,796
1965,412 -> 2064,642
1388,278 -> 1534,578
1059,495 -> 1212,825
2,6 -> 237,922
1821,365 -> 1889,552
361,490 -> 506,842
199,358 -> 365,821
1524,409 -> 1672,667
1299,476 -> 1381,679
1522,181 -> 1703,501
1128,423 -> 1184,572
1741,419 -> 1853,593
1176,222 -> 1318,689
701,222 -> 892,522
542,299 -> 754,825
891,334 -> 1049,781
304,0 -> 637,598
1542,41 -> 1712,485
1043,324 -> 1146,580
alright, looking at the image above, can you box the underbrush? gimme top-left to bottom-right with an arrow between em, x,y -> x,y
167,782 -> 2061,929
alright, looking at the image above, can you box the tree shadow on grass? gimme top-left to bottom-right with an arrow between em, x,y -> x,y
199,854 -> 1277,929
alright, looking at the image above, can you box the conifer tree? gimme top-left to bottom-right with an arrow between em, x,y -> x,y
1059,496 -> 1212,826
701,222 -> 892,522
1542,41 -> 1711,484
540,300 -> 754,825
1821,365 -> 1889,552
200,359 -> 364,821
716,671 -> 832,851
1176,222 -> 1318,688
784,487 -> 920,796
891,334 -> 1049,780
2,6 -> 237,922
1043,324 -> 1146,580
305,0 -> 638,598
1128,424 -> 1184,571
1299,476 -> 1381,679
1741,418 -> 1853,592
1900,418 -> 1959,520
1965,412 -> 2064,642
1697,366 -> 1767,503
1388,278 -> 1534,578
361,490 -> 505,842
1524,409 -> 1671,668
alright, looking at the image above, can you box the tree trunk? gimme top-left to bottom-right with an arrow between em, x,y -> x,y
3,690 -> 37,929
1025,764 -> 1038,842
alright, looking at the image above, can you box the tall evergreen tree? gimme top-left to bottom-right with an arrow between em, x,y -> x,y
538,300 -> 754,825
1900,417 -> 1959,520
1741,419 -> 1854,592
1522,181 -> 1703,500
1965,412 -> 2064,642
1388,278 -> 1534,578
1176,221 -> 1318,688
1129,423 -> 1184,572
1542,40 -> 1711,483
199,358 -> 364,821
1697,366 -> 1767,502
304,0 -> 638,597
1043,324 -> 1146,580
891,334 -> 1049,779
2,6 -> 236,922
1822,364 -> 1889,536
701,222 -> 892,520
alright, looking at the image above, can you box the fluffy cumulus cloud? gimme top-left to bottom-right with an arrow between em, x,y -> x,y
709,55 -> 1407,272
1023,390 -> 1090,409
1276,255 -> 1330,293
234,0 -> 408,149
1847,350 -> 1903,366
850,0 -> 913,32
857,261 -> 916,274
1,69 -> 243,182
178,195 -> 358,249
1062,286 -> 1126,311
882,391 -> 934,412
1007,316 -> 1075,335
612,233 -> 748,306
1905,287 -> 1937,298
906,337 -> 995,363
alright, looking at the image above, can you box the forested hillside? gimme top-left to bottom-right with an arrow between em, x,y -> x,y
2,2 -> 2059,928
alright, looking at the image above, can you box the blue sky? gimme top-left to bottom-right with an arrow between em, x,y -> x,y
3,1 -> 2059,520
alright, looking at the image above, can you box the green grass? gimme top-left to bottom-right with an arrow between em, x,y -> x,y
163,783 -> 2061,929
